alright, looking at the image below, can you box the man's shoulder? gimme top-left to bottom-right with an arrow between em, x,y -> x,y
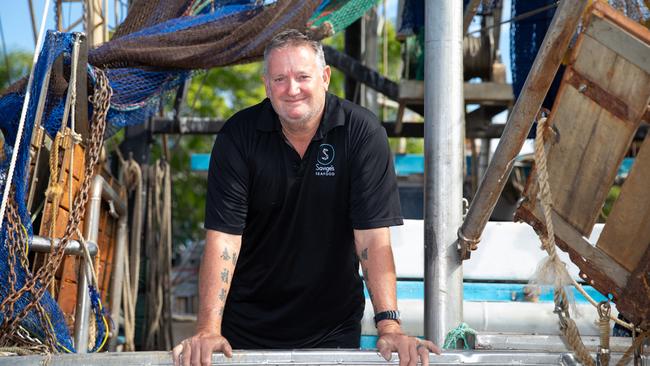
330,94 -> 382,137
222,98 -> 272,135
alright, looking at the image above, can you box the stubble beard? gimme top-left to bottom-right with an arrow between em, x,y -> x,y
278,101 -> 324,133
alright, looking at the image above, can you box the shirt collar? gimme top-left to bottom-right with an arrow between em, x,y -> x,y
256,93 -> 346,139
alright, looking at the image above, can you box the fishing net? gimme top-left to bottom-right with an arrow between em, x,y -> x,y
0,0 -> 377,352
510,0 -> 561,112
0,32 -> 82,353
307,0 -> 380,34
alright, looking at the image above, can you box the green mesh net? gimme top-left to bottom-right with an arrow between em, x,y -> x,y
308,0 -> 380,33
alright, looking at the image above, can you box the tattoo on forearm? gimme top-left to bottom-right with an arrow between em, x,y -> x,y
220,248 -> 231,261
361,248 -> 368,261
221,268 -> 230,283
232,252 -> 238,265
218,288 -> 227,302
218,307 -> 224,316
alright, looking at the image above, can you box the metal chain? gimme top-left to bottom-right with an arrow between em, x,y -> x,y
0,198 -> 58,351
0,68 -> 112,349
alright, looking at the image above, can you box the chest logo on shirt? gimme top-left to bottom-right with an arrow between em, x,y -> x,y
315,144 -> 336,176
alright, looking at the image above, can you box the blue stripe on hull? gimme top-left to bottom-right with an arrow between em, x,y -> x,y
363,281 -> 608,303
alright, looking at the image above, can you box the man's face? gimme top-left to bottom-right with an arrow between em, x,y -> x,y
263,45 -> 331,128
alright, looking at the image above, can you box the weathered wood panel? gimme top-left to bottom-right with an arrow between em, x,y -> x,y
597,137 -> 650,272
516,1 -> 650,329
59,143 -> 85,211
97,204 -> 118,306
584,10 -> 650,75
534,4 -> 650,236
544,82 -> 635,236
573,33 -> 650,119
516,200 -> 629,295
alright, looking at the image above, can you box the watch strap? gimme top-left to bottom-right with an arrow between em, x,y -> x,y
373,310 -> 400,326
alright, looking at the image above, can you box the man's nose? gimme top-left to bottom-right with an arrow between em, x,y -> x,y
287,78 -> 300,96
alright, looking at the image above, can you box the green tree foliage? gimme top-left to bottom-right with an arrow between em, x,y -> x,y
0,50 -> 32,91
159,63 -> 267,246
165,19 -> 414,246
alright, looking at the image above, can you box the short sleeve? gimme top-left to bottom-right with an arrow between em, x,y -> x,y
204,130 -> 249,234
349,127 -> 403,229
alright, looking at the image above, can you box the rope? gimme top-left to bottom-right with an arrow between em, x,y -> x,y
0,0 -> 51,234
120,159 -> 143,351
616,330 -> 648,366
597,301 -> 611,366
74,227 -> 99,288
61,33 -> 82,217
443,323 -> 476,350
533,117 -> 594,366
143,161 -> 174,350
531,116 -> 637,331
44,131 -> 64,292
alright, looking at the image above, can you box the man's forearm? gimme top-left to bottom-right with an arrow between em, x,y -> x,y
354,227 -> 398,315
196,230 -> 242,334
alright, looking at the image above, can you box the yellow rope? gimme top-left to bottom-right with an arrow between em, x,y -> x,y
45,132 -> 64,238
597,301 -> 611,366
534,117 -> 594,366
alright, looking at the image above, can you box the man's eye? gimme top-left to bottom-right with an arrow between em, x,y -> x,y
300,75 -> 311,80
274,78 -> 284,82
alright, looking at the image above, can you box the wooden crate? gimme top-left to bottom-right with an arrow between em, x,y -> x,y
515,1 -> 650,329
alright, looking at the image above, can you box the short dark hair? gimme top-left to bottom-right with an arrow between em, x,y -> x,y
263,29 -> 326,75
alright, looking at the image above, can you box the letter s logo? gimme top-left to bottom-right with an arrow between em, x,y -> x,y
317,144 -> 335,166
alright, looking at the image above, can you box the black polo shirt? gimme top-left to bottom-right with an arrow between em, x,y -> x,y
204,92 -> 403,348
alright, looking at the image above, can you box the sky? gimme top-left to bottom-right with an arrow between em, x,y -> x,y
0,0 -> 126,52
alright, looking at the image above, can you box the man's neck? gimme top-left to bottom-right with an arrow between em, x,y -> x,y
280,112 -> 322,159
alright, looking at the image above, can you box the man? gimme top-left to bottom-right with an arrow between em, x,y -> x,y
173,29 -> 440,366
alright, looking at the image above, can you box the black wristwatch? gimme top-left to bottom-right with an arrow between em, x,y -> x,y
374,310 -> 400,327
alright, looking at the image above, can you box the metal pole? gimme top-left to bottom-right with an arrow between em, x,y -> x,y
27,0 -> 38,46
75,176 -> 103,352
458,0 -> 589,259
30,236 -> 98,256
108,215 -> 128,351
76,175 -> 128,352
424,0 -> 464,345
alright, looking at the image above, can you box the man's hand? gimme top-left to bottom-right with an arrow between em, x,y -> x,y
376,321 -> 441,366
172,331 -> 233,366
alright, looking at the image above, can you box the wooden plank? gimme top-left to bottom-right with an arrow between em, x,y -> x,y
573,34 -> 650,117
585,10 -> 650,75
591,1 -> 650,45
564,68 -> 634,122
616,245 -> 650,328
398,80 -> 514,105
597,137 -> 650,272
516,201 -> 630,293
98,208 -> 117,306
59,141 -> 86,211
57,256 -> 80,319
544,84 -> 635,236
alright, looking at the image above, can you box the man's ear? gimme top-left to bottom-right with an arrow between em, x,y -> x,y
322,65 -> 331,91
262,75 -> 271,97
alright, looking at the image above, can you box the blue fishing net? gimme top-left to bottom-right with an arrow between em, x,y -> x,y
0,0 -> 372,352
0,31 -> 78,352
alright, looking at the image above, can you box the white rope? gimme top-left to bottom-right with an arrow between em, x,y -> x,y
60,34 -> 82,213
0,0 -> 52,230
75,227 -> 99,288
